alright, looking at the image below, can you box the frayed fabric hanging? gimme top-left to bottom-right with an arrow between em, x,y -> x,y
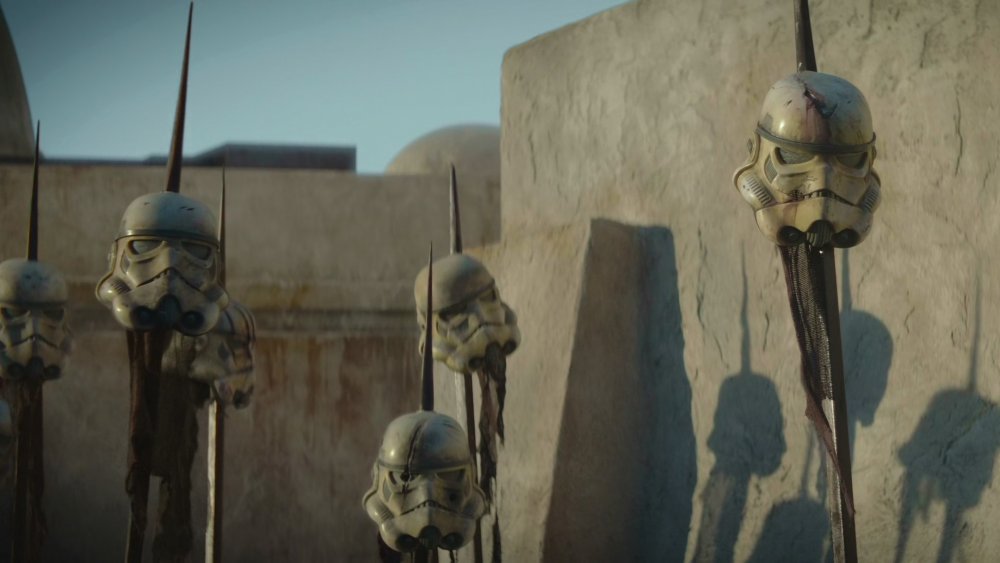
780,245 -> 855,516
476,344 -> 506,503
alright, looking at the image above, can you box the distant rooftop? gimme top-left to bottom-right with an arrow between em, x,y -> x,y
1,143 -> 357,172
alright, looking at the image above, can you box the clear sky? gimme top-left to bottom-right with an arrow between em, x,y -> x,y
1,0 -> 626,173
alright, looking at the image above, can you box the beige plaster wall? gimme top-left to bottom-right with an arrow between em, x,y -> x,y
0,164 -> 499,313
0,163 -> 500,561
499,0 -> 1000,561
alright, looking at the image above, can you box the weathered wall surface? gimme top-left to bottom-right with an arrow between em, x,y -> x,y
0,165 -> 499,312
0,164 -> 499,561
501,0 -> 1000,561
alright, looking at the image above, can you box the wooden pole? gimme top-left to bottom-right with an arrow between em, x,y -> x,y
819,249 -> 857,563
125,329 -> 170,563
205,401 -> 224,563
10,379 -> 44,562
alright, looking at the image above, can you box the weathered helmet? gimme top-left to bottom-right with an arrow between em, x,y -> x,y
162,299 -> 255,408
95,3 -> 228,335
734,71 -> 881,248
363,410 -> 486,552
96,193 -> 227,335
0,259 -> 71,380
414,254 -> 520,373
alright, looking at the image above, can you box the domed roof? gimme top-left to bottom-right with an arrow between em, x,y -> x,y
385,124 -> 499,180
0,7 -> 34,159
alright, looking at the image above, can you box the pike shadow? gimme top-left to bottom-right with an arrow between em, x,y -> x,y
840,249 -> 893,459
894,278 -> 1000,563
746,434 -> 828,563
692,254 -> 785,563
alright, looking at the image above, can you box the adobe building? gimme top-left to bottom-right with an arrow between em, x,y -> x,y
2,1 -> 1000,561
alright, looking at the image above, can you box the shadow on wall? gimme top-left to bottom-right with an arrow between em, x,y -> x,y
894,277 -> 1000,563
634,227 -> 697,562
841,249 -> 893,459
693,255 -> 785,563
746,433 -> 828,563
540,224 -> 696,561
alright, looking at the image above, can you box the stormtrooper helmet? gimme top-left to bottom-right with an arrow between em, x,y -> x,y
413,254 -> 519,373
0,259 -> 71,380
734,71 -> 881,248
95,3 -> 227,335
162,299 -> 255,408
363,410 -> 487,552
96,192 -> 229,335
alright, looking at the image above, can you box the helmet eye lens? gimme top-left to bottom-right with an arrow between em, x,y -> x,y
777,147 -> 812,164
44,308 -> 64,321
183,242 -> 212,260
837,152 -> 867,169
1,307 -> 27,319
438,303 -> 464,322
129,240 -> 161,254
438,469 -> 465,482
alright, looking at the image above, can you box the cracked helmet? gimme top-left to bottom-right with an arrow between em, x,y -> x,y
734,71 -> 881,248
96,192 -> 229,335
414,254 -> 519,374
0,259 -> 72,380
363,410 -> 486,552
162,299 -> 255,408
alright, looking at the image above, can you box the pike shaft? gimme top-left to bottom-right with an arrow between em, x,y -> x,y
462,373 -> 484,563
820,249 -> 857,563
206,400 -> 225,563
151,364 -> 201,561
126,330 -> 167,563
11,379 -> 44,563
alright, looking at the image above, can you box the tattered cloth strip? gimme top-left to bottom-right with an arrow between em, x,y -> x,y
779,245 -> 855,516
476,344 -> 506,502
11,379 -> 45,562
152,368 -> 208,561
125,329 -> 171,562
476,343 -> 506,563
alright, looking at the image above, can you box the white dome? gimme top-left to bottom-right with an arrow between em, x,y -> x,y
385,124 -> 499,181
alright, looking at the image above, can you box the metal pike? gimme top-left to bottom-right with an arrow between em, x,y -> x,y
206,400 -> 225,563
819,249 -> 857,562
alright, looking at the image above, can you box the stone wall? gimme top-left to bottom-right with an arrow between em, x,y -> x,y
498,0 -> 1000,560
0,163 -> 499,561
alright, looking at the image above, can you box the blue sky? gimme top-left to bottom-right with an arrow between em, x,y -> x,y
1,0 -> 625,173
